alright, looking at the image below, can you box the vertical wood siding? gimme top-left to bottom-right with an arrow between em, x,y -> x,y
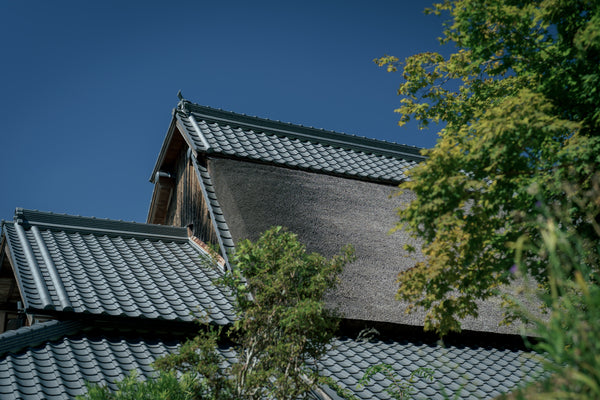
164,150 -> 220,248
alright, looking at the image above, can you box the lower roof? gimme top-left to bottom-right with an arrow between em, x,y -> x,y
0,320 -> 544,400
321,335 -> 544,400
0,321 -> 186,400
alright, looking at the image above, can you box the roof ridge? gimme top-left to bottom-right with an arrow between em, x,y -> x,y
178,101 -> 426,161
0,320 -> 84,357
12,208 -> 188,241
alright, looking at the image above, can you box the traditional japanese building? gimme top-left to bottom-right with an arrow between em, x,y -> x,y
0,97 -> 544,399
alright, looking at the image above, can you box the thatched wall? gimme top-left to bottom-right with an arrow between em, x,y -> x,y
208,158 -> 514,334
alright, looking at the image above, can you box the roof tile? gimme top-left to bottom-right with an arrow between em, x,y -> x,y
320,336 -> 546,400
2,210 -> 236,325
0,321 -> 238,400
174,102 -> 425,184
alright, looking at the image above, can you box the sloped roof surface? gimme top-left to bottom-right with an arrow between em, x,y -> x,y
173,101 -> 425,183
192,160 -> 235,253
320,336 -> 544,400
0,322 -> 542,400
0,321 -> 186,400
0,320 -> 84,357
2,209 -> 235,325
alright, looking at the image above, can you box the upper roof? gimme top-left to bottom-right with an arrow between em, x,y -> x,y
1,208 -> 235,325
152,99 -> 425,184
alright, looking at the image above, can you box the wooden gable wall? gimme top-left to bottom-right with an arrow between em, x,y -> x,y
165,151 -> 220,246
0,239 -> 26,333
149,128 -> 221,251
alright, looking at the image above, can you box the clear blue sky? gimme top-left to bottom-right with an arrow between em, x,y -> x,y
0,1 -> 448,224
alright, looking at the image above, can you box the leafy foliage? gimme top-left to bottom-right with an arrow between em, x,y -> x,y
159,227 -> 352,400
376,0 -> 600,334
153,326 -> 231,400
80,227 -> 353,400
80,371 -> 198,400
508,175 -> 600,399
358,364 -> 435,400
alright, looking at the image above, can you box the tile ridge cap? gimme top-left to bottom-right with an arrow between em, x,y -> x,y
181,102 -> 427,161
14,209 -> 188,242
0,320 -> 84,357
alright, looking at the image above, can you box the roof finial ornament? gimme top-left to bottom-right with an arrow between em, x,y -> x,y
176,90 -> 190,116
14,207 -> 26,226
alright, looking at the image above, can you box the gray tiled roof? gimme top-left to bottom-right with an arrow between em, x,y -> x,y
173,101 -> 425,184
0,321 -> 186,400
320,336 -> 544,400
0,321 -> 543,400
2,209 -> 235,325
191,159 -> 235,254
0,320 -> 84,357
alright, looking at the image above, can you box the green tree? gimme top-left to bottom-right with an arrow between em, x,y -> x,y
508,175 -> 600,399
376,0 -> 600,334
81,226 -> 354,400
82,371 -> 198,400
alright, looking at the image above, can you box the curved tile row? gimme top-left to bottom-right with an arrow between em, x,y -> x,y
194,164 -> 235,249
191,161 -> 236,267
0,329 -> 179,399
319,337 -> 545,400
0,321 -> 544,400
0,321 -> 238,400
3,215 -> 236,325
179,114 -> 418,183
